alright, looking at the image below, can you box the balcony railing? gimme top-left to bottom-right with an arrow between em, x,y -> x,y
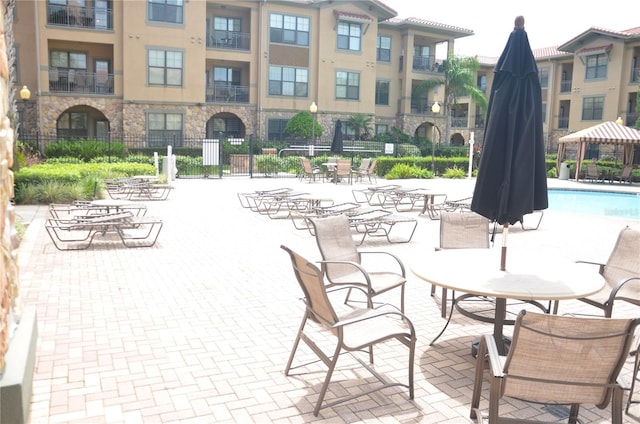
625,113 -> 639,126
47,3 -> 113,30
412,55 -> 444,73
451,117 -> 468,128
49,68 -> 114,94
557,116 -> 569,129
560,79 -> 572,93
206,32 -> 250,50
474,115 -> 485,129
631,67 -> 639,83
205,84 -> 249,103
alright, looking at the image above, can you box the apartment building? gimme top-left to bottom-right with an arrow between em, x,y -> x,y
12,0 -> 640,156
474,29 -> 640,158
13,0 -> 476,148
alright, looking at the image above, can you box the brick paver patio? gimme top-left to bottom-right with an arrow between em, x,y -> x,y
15,176 -> 640,423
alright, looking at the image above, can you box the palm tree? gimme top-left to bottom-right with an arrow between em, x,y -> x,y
346,113 -> 373,140
413,56 -> 488,145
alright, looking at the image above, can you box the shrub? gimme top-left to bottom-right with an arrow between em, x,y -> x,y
442,166 -> 466,179
547,167 -> 557,178
396,144 -> 421,157
385,163 -> 433,179
45,140 -> 126,161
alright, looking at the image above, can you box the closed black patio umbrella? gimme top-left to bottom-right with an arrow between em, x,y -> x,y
470,16 -> 548,270
331,119 -> 344,155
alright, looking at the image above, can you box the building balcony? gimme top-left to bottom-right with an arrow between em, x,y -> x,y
49,69 -> 114,95
47,3 -> 113,30
451,117 -> 468,128
560,80 -> 572,93
205,84 -> 249,103
206,32 -> 250,50
557,116 -> 569,129
412,55 -> 444,73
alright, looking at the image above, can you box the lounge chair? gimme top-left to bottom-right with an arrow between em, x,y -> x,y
281,245 -> 415,417
309,214 -> 407,312
470,310 -> 640,424
347,209 -> 418,244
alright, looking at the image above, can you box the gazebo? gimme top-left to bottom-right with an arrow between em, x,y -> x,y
557,121 -> 640,181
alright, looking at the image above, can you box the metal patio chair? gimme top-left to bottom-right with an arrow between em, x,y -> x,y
281,245 -> 415,417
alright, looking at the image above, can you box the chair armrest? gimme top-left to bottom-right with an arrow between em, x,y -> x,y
576,259 -> 606,275
609,276 -> 640,303
358,250 -> 406,277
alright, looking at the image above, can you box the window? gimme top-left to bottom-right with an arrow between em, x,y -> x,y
214,67 -> 240,85
50,51 -> 87,70
148,0 -> 183,24
585,54 -> 607,80
57,112 -> 88,139
148,112 -> 183,146
581,96 -> 604,120
538,66 -> 549,88
377,35 -> 391,62
213,16 -> 240,46
375,124 -> 388,135
268,66 -> 308,97
375,80 -> 389,105
148,49 -> 183,86
477,74 -> 487,92
337,22 -> 361,51
267,118 -> 289,141
269,13 -> 309,46
336,71 -> 359,100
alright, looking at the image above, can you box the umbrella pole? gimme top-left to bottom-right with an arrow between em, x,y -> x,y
500,224 -> 509,271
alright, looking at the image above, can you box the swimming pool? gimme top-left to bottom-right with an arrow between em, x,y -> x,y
548,189 -> 640,220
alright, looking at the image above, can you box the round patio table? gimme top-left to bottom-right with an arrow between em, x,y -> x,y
411,248 -> 605,355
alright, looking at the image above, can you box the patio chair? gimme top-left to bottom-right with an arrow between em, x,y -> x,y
334,159 -> 353,184
584,162 -> 604,182
309,214 -> 407,312
575,225 -> 640,318
351,158 -> 371,183
470,310 -> 640,424
299,157 -> 322,182
431,212 -> 490,318
612,164 -> 634,184
366,158 -> 378,183
281,245 -> 415,417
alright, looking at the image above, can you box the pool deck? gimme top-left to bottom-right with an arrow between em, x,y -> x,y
13,176 -> 640,423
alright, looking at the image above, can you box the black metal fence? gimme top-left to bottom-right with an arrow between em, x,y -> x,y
19,132 -> 391,179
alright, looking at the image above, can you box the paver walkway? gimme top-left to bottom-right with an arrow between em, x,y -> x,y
14,177 -> 640,423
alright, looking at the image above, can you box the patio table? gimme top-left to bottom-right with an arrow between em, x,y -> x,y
411,248 -> 605,355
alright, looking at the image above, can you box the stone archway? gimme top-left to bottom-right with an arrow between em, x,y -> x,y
56,105 -> 110,140
206,113 -> 246,139
450,132 -> 465,146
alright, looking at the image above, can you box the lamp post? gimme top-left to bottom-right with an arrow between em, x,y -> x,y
616,116 -> 624,125
309,101 -> 317,157
430,101 -> 441,173
19,85 -> 30,139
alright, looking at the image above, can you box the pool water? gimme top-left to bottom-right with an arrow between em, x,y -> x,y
548,189 -> 640,220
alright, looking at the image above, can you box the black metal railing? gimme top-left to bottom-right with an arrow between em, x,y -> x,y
451,117 -> 468,128
206,32 -> 250,50
49,68 -> 114,94
631,67 -> 639,83
47,3 -> 113,30
560,79 -> 572,93
205,84 -> 249,103
557,116 -> 569,129
412,55 -> 444,73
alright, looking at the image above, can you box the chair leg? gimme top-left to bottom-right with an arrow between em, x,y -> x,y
470,336 -> 488,421
626,347 -> 640,413
314,343 -> 342,416
284,312 -> 309,375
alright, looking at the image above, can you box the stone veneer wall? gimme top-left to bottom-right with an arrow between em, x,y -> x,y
0,0 -> 21,372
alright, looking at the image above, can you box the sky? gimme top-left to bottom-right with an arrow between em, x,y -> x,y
385,0 -> 640,58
